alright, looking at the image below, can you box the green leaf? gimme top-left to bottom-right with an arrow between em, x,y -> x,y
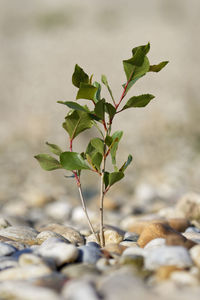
131,43 -> 150,66
63,110 -> 93,139
119,154 -> 133,172
76,83 -> 98,100
105,103 -> 116,120
93,81 -> 101,103
105,135 -> 113,147
34,154 -> 62,171
72,64 -> 89,88
104,172 -> 109,189
60,151 -> 91,170
46,142 -> 62,156
149,61 -> 169,72
122,94 -> 155,110
90,138 -> 104,155
123,56 -> 150,82
57,101 -> 89,112
110,131 -> 123,165
94,99 -> 105,120
109,171 -> 124,187
91,152 -> 103,171
101,75 -> 115,104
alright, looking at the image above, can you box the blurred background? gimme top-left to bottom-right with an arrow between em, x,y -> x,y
0,0 -> 200,219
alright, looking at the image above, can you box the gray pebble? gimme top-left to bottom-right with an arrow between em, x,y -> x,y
78,245 -> 102,264
0,242 -> 17,256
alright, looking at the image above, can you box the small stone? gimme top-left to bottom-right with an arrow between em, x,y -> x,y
103,243 -> 127,256
96,258 -> 110,271
156,265 -> 184,280
19,253 -> 50,267
0,226 -> 38,246
0,281 -> 60,300
62,279 -> 100,300
137,222 -> 186,248
0,264 -> 52,280
0,218 -> 11,229
120,241 -> 138,247
122,246 -> 145,257
103,197 -> 119,211
0,242 -> 17,256
145,246 -> 193,270
36,239 -> 79,266
176,193 -> 200,221
0,256 -> 18,270
190,244 -> 200,268
166,234 -> 197,249
167,218 -> 190,232
170,271 -> 199,285
185,227 -> 200,233
61,263 -> 100,279
183,232 -> 200,243
78,245 -> 102,264
104,228 -> 124,245
144,238 -> 166,250
45,201 -> 72,220
124,232 -> 139,242
36,230 -> 70,245
36,223 -> 84,245
121,217 -> 166,234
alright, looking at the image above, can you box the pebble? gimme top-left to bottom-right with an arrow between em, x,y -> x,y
36,230 -> 70,245
144,238 -> 166,250
183,232 -> 200,243
155,265 -> 184,280
0,256 -> 18,270
165,234 -> 197,249
0,226 -> 38,245
120,241 -> 138,247
0,242 -> 17,256
145,246 -> 193,270
190,244 -> 200,268
78,244 -> 102,264
62,279 -> 100,300
0,264 -> 52,280
104,228 -> 124,245
103,243 -> 127,256
124,232 -> 139,242
137,222 -> 187,248
36,223 -> 84,245
176,193 -> 200,220
122,246 -> 145,257
36,238 -> 79,266
45,200 -> 72,220
0,281 -> 60,300
61,263 -> 100,279
170,270 -> 199,285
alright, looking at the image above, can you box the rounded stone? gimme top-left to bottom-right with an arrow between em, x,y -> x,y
183,232 -> 200,244
167,218 -> 190,232
144,238 -> 166,250
155,265 -> 184,281
145,246 -> 193,270
62,279 -> 100,300
170,271 -> 199,285
0,226 -> 38,246
103,243 -> 127,256
36,240 -> 79,266
104,228 -> 124,245
190,244 -> 200,268
122,246 -> 146,257
78,245 -> 102,264
36,223 -> 84,245
137,222 -> 187,248
36,230 -> 70,245
176,193 -> 200,221
0,218 -> 11,229
0,242 -> 17,256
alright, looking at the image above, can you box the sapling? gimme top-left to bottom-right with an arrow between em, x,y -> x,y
35,43 -> 168,247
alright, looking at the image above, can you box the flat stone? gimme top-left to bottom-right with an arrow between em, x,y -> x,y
61,263 -> 100,279
0,281 -> 60,300
0,264 -> 52,280
62,279 -> 100,300
183,232 -> 200,243
145,246 -> 193,270
36,230 -> 70,245
0,242 -> 17,256
36,238 -> 79,266
137,222 -> 187,248
36,223 -> 84,245
0,226 -> 38,246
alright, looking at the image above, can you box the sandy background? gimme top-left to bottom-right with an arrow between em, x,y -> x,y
0,0 -> 200,207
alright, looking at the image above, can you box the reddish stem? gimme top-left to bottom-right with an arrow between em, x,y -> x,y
115,70 -> 134,110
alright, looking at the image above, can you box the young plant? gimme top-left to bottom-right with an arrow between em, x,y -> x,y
35,43 -> 168,247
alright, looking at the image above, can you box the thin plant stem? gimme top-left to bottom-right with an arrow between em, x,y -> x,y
69,138 -> 99,244
78,183 -> 100,244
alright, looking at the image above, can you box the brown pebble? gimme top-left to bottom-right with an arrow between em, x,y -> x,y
137,222 -> 186,248
166,234 -> 197,249
156,265 -> 185,281
167,218 -> 190,232
103,243 -> 127,256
